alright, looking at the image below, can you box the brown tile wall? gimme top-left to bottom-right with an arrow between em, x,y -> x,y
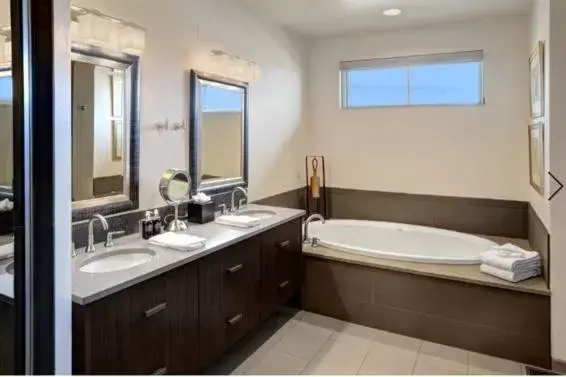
528,204 -> 550,286
302,257 -> 551,368
326,188 -> 529,239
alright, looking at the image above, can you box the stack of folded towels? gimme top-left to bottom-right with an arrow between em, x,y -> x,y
480,243 -> 541,283
149,232 -> 206,251
216,214 -> 260,229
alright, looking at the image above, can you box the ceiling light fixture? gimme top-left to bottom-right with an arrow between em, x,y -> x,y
383,8 -> 402,16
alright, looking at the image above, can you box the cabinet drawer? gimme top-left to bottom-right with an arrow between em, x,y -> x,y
260,219 -> 302,319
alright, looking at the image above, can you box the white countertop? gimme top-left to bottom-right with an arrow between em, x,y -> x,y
0,204 -> 305,305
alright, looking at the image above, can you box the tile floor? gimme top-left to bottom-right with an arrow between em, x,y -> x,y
205,309 -> 526,375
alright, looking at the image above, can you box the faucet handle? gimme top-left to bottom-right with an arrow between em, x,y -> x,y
105,230 -> 125,248
218,204 -> 227,215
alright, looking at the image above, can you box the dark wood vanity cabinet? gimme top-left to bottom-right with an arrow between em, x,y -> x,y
260,219 -> 302,320
73,263 -> 199,375
198,237 -> 261,369
73,218 -> 302,375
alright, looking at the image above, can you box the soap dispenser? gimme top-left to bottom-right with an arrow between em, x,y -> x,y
152,209 -> 162,236
141,211 -> 154,240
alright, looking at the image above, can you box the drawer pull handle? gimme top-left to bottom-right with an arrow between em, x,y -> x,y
279,280 -> 290,289
153,366 -> 167,375
227,264 -> 244,274
278,240 -> 291,249
144,303 -> 167,318
227,313 -> 243,326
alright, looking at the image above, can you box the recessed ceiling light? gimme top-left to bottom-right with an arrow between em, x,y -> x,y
383,8 -> 402,16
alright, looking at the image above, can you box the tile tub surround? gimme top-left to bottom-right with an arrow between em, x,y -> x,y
70,204 -> 304,305
302,255 -> 551,368
325,188 -> 529,239
206,309 -> 526,375
529,204 -> 550,285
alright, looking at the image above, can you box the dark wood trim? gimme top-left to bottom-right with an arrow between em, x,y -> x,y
188,70 -> 249,196
12,0 -> 72,373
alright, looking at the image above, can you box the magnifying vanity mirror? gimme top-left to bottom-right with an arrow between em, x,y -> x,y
71,45 -> 140,221
159,169 -> 191,232
189,70 -> 249,195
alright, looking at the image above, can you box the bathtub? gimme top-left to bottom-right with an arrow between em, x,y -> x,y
308,219 -> 498,265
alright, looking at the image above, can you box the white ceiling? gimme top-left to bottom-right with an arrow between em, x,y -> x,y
238,0 -> 534,37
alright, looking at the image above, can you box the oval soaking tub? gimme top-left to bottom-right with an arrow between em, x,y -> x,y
308,220 -> 498,265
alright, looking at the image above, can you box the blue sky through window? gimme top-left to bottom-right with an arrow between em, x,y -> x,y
344,61 -> 482,107
202,84 -> 242,112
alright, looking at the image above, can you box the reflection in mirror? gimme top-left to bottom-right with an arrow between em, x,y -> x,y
0,68 -> 12,190
190,71 -> 249,195
72,61 -> 127,201
168,173 -> 190,201
200,81 -> 244,182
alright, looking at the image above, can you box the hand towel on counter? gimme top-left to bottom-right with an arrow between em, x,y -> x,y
0,242 -> 13,261
480,264 -> 541,283
149,232 -> 206,252
480,243 -> 540,272
216,215 -> 260,228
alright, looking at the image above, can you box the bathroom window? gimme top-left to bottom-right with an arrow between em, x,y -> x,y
340,50 -> 484,108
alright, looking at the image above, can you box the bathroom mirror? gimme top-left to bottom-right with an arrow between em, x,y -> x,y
189,70 -> 249,195
71,45 -> 140,221
0,67 -> 13,201
159,169 -> 191,232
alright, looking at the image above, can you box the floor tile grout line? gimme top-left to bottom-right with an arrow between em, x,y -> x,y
354,338 -> 374,375
411,340 -> 424,375
300,332 -> 336,375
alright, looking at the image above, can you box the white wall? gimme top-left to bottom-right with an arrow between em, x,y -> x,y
530,0 -> 551,228
308,16 -> 530,201
73,0 -> 307,208
201,111 -> 242,179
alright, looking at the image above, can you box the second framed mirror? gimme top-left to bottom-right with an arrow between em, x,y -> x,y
189,70 -> 249,195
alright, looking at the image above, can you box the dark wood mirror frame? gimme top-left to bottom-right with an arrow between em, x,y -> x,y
70,44 -> 140,222
188,70 -> 249,196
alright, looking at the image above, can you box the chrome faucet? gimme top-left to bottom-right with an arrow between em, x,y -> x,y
304,214 -> 325,246
86,214 -> 109,254
230,186 -> 248,212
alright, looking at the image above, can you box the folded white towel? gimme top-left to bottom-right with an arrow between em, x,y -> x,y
0,243 -> 13,261
480,264 -> 541,283
480,243 -> 540,272
216,215 -> 260,229
149,232 -> 206,251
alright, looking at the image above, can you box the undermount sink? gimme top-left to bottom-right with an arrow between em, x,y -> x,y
79,248 -> 156,274
237,209 -> 277,220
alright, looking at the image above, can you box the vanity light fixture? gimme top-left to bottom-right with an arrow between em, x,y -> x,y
383,8 -> 402,16
210,49 -> 260,83
71,4 -> 146,55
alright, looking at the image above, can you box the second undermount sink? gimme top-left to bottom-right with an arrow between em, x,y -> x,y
79,248 -> 156,274
237,209 -> 277,220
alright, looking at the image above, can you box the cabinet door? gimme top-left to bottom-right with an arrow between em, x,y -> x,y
124,275 -> 169,375
167,263 -> 199,374
261,219 -> 302,320
198,237 -> 261,369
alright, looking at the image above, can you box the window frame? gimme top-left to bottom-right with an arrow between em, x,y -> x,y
339,50 -> 485,109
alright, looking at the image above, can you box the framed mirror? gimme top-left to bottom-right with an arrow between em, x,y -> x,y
71,45 -> 140,221
0,66 -> 13,201
189,70 -> 249,195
